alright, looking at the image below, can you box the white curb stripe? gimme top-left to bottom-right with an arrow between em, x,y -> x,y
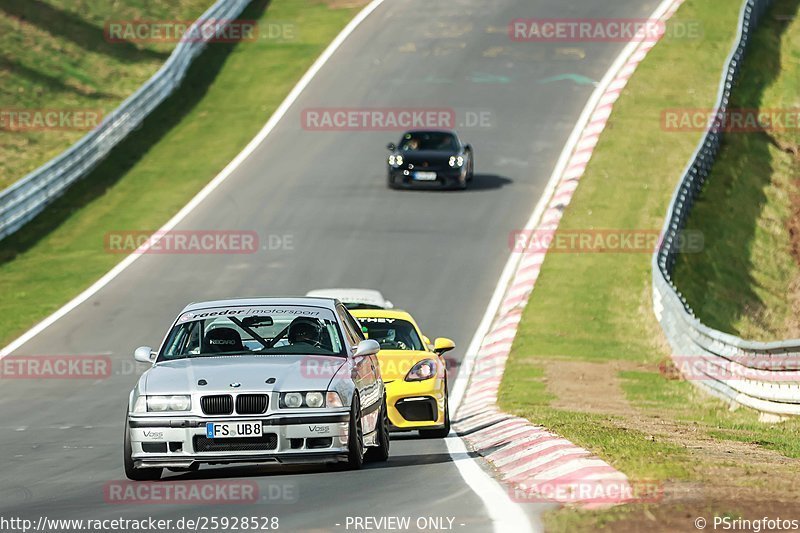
451,0 -> 685,508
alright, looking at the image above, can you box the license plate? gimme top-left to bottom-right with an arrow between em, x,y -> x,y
206,421 -> 262,439
413,171 -> 437,181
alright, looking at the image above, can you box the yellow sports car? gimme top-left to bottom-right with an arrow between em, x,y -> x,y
349,308 -> 455,438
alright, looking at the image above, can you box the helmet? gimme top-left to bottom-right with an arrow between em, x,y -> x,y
288,317 -> 322,344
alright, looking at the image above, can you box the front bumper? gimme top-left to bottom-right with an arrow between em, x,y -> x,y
388,167 -> 465,189
385,379 -> 446,431
128,413 -> 350,469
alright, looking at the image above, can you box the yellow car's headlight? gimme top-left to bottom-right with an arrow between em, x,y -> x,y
405,359 -> 438,381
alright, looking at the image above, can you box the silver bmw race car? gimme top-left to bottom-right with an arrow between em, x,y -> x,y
124,297 -> 389,480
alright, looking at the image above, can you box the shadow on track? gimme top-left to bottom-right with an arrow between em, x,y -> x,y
467,173 -> 513,191
159,446 -> 478,481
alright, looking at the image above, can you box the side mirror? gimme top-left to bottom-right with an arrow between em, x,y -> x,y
386,142 -> 396,151
433,338 -> 455,355
353,339 -> 380,357
464,143 -> 472,152
134,346 -> 155,363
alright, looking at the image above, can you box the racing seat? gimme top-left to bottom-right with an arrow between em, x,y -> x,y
202,327 -> 245,353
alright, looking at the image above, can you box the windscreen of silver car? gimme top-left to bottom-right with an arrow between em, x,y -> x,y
162,312 -> 345,359
202,327 -> 246,354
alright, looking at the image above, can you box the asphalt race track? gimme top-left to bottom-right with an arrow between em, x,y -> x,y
0,0 -> 659,530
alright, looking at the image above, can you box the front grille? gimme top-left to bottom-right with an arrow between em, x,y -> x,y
201,395 -> 233,415
236,394 -> 268,414
193,434 -> 278,452
396,397 -> 437,422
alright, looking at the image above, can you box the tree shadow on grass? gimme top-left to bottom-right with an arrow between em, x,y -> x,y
0,0 -> 272,265
0,55 -> 117,100
0,0 -> 169,64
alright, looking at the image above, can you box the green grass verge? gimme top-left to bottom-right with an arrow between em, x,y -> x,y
0,0 -> 213,190
671,1 -> 800,340
0,0 -> 361,347
496,0 -> 800,529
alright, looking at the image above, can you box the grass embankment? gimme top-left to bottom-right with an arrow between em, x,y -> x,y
672,3 -> 800,340
0,0 -> 213,190
0,0 -> 362,346
496,0 -> 800,530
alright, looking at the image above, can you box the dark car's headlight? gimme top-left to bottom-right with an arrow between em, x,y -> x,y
448,155 -> 464,168
388,154 -> 404,167
280,391 -> 342,408
405,359 -> 438,381
133,395 -> 191,413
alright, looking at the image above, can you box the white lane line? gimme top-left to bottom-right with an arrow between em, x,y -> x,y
446,0 -> 682,524
0,0 -> 387,358
1,0 -> 674,530
445,435 -> 538,533
0,1 -> 527,531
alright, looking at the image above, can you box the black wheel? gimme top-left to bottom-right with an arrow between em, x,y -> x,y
365,396 -> 390,463
387,174 -> 398,189
345,394 -> 364,470
466,156 -> 474,182
419,391 -> 450,439
124,414 -> 162,481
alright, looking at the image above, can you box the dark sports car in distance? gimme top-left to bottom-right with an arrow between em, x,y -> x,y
387,130 -> 474,190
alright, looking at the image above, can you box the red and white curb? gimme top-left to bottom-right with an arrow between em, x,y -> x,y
452,0 -> 685,508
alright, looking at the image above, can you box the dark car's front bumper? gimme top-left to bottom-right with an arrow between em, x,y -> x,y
388,167 -> 465,189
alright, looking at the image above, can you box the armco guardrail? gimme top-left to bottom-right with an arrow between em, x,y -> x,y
653,0 -> 800,418
0,0 -> 251,240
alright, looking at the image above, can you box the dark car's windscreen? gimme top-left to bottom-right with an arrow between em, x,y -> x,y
399,132 -> 458,152
159,306 -> 345,360
359,318 -> 424,351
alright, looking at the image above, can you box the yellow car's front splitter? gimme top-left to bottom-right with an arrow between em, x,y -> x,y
385,378 -> 446,431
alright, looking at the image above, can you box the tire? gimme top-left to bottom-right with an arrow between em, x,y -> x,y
419,392 -> 450,439
344,395 -> 364,470
365,396 -> 390,463
466,155 -> 474,182
124,414 -> 162,481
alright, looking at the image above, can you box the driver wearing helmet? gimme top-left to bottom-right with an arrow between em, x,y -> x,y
288,317 -> 322,347
372,327 -> 407,350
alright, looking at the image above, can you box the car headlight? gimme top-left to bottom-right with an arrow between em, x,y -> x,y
305,392 -> 324,408
133,395 -> 191,413
405,359 -> 438,381
280,391 -> 334,408
282,392 -> 304,408
388,154 -> 404,167
448,155 -> 464,168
